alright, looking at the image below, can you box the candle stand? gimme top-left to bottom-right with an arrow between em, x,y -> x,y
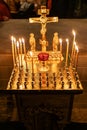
7,6 -> 83,130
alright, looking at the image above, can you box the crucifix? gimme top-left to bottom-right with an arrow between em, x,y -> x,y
29,5 -> 58,40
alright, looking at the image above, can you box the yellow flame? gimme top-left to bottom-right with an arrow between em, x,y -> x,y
59,38 -> 62,43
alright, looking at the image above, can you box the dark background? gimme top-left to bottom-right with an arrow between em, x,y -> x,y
11,0 -> 87,19
49,0 -> 87,18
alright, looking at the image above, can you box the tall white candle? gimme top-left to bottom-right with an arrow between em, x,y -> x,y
19,38 -> 23,67
22,38 -> 27,70
16,41 -> 20,68
75,45 -> 79,69
71,30 -> 76,63
22,38 -> 26,55
72,30 -> 76,43
59,38 -> 62,53
11,36 -> 15,67
65,39 -> 69,67
73,41 -> 76,66
72,30 -> 76,53
14,38 -> 17,65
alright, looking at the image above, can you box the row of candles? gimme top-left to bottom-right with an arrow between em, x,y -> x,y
59,29 -> 79,68
11,36 -> 26,68
11,36 -> 34,71
11,29 -> 79,71
71,30 -> 79,69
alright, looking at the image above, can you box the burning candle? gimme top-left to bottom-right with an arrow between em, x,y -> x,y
59,38 -> 62,53
75,45 -> 79,70
13,37 -> 18,66
11,36 -> 15,66
65,39 -> 69,67
72,30 -> 76,43
72,41 -> 76,66
30,51 -> 34,73
72,30 -> 76,51
17,41 -> 19,55
16,41 -> 20,68
71,30 -> 76,65
22,38 -> 26,55
14,37 -> 17,58
19,38 -> 23,67
22,38 -> 27,70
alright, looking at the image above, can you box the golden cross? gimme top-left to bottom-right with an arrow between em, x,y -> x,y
29,6 -> 58,40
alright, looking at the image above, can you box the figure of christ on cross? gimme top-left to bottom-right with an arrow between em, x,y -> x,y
29,5 -> 58,40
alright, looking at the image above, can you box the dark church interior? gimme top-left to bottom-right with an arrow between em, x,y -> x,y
11,0 -> 87,19
0,0 -> 87,130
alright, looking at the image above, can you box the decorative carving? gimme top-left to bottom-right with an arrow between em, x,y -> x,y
53,32 -> 59,51
24,103 -> 65,121
39,39 -> 48,51
29,33 -> 36,51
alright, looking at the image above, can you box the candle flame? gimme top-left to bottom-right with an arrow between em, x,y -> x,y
59,38 -> 62,43
14,37 -> 16,43
11,36 -> 15,43
19,38 -> 22,43
11,36 -> 14,41
11,36 -> 16,44
72,30 -> 76,36
17,41 -> 19,48
22,38 -> 25,43
66,38 -> 69,42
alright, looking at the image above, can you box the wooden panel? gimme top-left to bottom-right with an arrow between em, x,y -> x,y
16,94 -> 72,130
0,95 -> 17,121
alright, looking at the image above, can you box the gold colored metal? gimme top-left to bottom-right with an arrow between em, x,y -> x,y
8,6 -> 83,92
7,60 -> 83,90
29,6 -> 58,40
